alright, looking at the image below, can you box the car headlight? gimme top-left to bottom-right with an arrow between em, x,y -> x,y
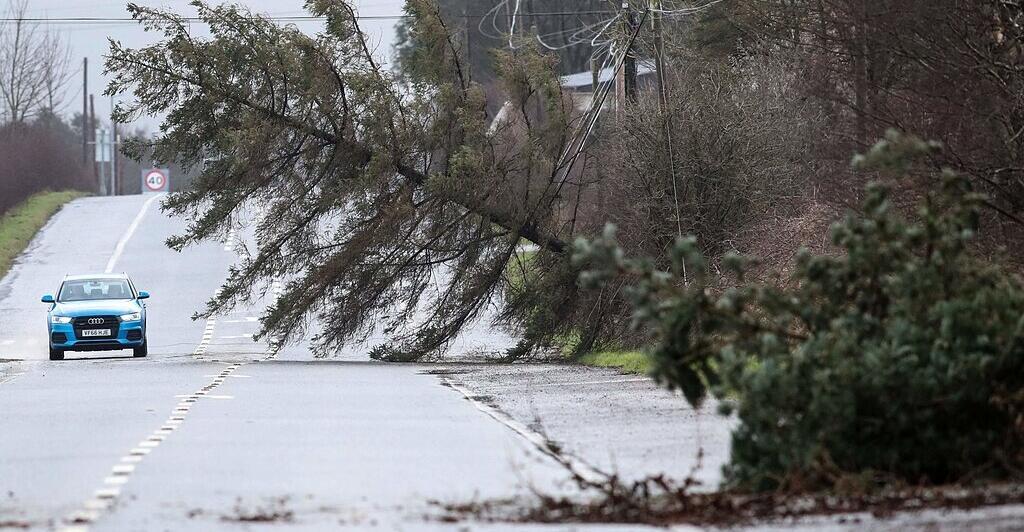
119,312 -> 142,322
51,315 -> 72,324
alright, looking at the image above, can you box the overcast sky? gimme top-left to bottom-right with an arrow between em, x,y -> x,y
24,0 -> 406,132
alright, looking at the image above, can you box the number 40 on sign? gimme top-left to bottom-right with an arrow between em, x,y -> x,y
142,168 -> 170,193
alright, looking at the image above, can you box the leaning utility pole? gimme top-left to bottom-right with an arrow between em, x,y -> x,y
652,0 -> 668,111
615,1 -> 638,119
651,0 -> 683,238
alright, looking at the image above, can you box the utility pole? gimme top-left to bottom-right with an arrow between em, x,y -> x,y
462,4 -> 471,82
651,0 -> 682,239
653,0 -> 668,112
111,95 -> 118,196
615,1 -> 638,119
82,58 -> 88,164
90,94 -> 103,195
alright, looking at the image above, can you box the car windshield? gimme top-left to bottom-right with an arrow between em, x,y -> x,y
58,279 -> 133,301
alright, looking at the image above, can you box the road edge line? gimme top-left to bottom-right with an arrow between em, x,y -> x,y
104,193 -> 163,274
441,378 -> 607,485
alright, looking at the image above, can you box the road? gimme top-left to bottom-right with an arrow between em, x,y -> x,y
3,194 -> 1023,532
0,194 -> 601,531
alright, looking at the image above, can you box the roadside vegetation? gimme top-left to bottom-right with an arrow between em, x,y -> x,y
579,131 -> 1024,492
0,1 -> 92,212
577,351 -> 649,375
0,190 -> 86,279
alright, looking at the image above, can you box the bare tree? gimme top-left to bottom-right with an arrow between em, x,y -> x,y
39,27 -> 73,114
0,0 -> 73,123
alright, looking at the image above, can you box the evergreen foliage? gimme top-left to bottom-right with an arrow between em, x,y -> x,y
575,131 -> 1024,491
106,0 -> 578,358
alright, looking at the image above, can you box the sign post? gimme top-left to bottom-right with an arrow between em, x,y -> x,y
142,168 -> 170,193
95,128 -> 112,195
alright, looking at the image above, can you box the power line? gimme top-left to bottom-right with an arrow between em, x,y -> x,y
0,11 -> 617,25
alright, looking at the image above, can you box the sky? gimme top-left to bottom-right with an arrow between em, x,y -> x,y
23,0 -> 406,132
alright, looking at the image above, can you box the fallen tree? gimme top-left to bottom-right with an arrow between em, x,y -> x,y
107,0 -> 589,357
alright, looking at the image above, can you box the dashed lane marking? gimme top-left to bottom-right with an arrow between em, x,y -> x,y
57,364 -> 242,531
223,227 -> 238,252
57,280 -> 285,531
223,317 -> 259,323
192,289 -> 221,359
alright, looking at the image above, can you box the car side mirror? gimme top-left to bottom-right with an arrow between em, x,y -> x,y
41,294 -> 54,304
137,291 -> 150,300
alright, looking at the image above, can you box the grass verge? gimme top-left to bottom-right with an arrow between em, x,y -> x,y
578,350 -> 651,374
0,190 -> 86,279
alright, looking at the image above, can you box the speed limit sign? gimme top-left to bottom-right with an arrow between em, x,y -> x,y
142,168 -> 170,193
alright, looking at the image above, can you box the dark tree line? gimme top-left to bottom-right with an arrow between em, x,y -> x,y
686,1 -> 1024,254
0,0 -> 89,214
0,114 -> 91,214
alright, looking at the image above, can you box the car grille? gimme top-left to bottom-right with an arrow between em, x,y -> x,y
72,316 -> 120,339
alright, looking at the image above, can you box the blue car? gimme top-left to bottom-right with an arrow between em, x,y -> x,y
42,274 -> 150,360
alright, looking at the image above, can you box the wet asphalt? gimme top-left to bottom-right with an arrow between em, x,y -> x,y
0,195 -> 578,531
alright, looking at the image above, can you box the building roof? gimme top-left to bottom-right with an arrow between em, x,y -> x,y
560,61 -> 656,89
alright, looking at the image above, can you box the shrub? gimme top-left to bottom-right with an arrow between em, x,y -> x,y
575,131 -> 1024,492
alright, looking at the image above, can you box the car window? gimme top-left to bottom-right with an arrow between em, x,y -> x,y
58,279 -> 134,301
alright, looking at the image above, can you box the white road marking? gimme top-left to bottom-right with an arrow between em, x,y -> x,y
94,488 -> 119,499
111,464 -> 134,475
442,379 -> 606,485
83,500 -> 110,511
193,316 -> 216,358
223,317 -> 259,323
223,227 -> 238,252
104,193 -> 163,273
58,281 -> 284,532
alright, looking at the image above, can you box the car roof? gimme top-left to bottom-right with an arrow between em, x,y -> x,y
63,273 -> 130,281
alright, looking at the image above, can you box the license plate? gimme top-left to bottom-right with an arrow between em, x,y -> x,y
81,329 -> 111,337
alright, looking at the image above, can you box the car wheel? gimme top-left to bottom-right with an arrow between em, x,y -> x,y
133,339 -> 148,358
49,347 -> 64,361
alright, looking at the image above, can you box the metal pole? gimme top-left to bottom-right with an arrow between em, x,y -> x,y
110,95 -> 117,195
82,58 -> 87,163
624,3 -> 637,102
90,94 -> 102,195
615,1 -> 635,119
653,0 -> 681,236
